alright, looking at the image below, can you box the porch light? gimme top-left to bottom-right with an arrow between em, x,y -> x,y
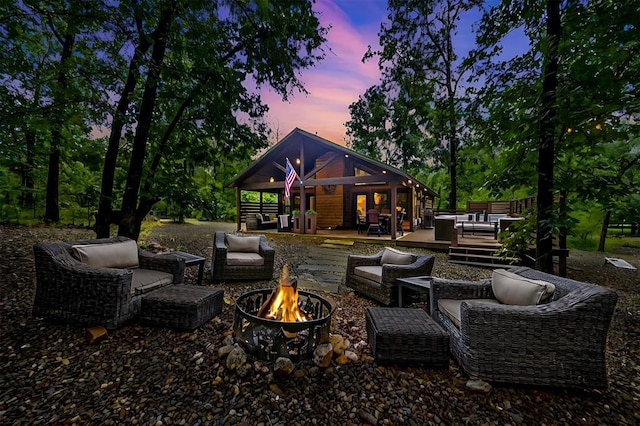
408,180 -> 412,185
382,170 -> 387,174
344,154 -> 349,158
269,177 -> 275,183
296,158 -> 300,164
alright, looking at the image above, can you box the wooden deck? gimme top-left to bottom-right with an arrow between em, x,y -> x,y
251,227 -> 501,252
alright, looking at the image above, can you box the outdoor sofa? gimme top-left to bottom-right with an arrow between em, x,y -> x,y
255,213 -> 278,229
345,247 -> 435,306
32,236 -> 185,330
430,267 -> 618,389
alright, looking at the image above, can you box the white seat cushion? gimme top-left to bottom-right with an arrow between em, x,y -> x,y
438,299 -> 501,328
131,269 -> 174,295
72,240 -> 139,269
492,269 -> 556,305
354,265 -> 383,284
226,252 -> 265,266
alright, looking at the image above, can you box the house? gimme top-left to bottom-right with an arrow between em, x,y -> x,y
227,128 -> 437,239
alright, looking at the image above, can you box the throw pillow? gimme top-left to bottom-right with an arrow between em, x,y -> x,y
72,240 -> 139,269
380,247 -> 414,265
226,234 -> 261,253
492,269 -> 556,305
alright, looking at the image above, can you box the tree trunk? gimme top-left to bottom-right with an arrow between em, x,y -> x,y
44,32 -> 75,223
535,0 -> 560,274
95,10 -> 153,238
44,142 -> 60,222
21,130 -> 36,208
598,210 -> 611,252
118,3 -> 175,240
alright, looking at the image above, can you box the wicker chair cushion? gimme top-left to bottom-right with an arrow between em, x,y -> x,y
380,247 -> 414,266
438,299 -> 501,328
72,240 -> 139,268
354,266 -> 383,284
131,269 -> 174,295
226,235 -> 260,253
226,252 -> 265,266
492,269 -> 555,305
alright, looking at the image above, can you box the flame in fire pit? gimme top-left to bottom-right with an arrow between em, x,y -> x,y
257,265 -> 312,322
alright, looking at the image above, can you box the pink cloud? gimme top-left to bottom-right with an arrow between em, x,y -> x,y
262,0 -> 387,145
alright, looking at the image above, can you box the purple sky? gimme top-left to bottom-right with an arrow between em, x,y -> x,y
261,1 -> 527,146
261,0 -> 388,145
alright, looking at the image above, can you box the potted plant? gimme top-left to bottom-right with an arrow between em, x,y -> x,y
305,209 -> 317,234
292,209 -> 302,234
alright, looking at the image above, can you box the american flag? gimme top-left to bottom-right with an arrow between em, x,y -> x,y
284,158 -> 298,199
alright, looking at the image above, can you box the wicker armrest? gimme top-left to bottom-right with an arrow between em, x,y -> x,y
258,238 -> 275,262
346,251 -> 384,273
380,255 -> 435,290
138,250 -> 185,284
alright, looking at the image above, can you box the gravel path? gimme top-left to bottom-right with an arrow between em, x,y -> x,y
1,222 -> 639,425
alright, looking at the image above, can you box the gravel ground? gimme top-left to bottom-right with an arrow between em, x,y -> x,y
1,222 -> 639,425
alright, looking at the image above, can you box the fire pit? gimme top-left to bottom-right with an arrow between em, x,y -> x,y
233,267 -> 334,361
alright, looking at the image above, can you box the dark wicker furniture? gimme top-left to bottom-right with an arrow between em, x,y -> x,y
211,232 -> 275,282
430,267 -> 618,389
345,250 -> 435,306
140,285 -> 223,330
366,307 -> 449,367
33,236 -> 185,330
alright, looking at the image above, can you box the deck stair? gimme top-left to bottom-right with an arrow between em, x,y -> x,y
448,244 -> 520,268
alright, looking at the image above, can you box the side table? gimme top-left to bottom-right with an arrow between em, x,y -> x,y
396,276 -> 432,309
166,251 -> 205,285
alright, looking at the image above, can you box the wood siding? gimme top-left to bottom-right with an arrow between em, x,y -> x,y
314,154 -> 344,229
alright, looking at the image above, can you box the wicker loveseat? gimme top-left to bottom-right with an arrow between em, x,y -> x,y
430,267 -> 618,389
211,232 -> 275,282
32,236 -> 185,330
345,248 -> 435,306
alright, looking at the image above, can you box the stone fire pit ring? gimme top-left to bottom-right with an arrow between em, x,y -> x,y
233,288 -> 335,361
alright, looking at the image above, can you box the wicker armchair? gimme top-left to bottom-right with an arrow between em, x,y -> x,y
211,232 -> 275,282
345,248 -> 435,306
430,267 -> 618,389
32,236 -> 185,330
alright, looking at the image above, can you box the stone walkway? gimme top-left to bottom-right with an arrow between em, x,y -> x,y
295,241 -> 353,294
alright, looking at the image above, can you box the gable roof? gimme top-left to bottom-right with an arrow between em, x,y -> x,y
227,127 -> 436,198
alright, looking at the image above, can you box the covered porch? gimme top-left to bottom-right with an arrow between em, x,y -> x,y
227,128 -> 438,240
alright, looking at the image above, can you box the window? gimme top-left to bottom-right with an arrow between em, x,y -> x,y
374,192 -> 389,212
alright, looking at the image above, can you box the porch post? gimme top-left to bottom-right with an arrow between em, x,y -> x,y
236,188 -> 241,232
299,146 -> 306,233
390,184 -> 397,240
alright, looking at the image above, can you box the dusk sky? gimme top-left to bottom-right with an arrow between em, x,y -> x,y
260,1 -> 526,146
261,0 -> 389,145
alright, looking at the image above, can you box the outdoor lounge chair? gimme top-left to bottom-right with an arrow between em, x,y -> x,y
345,247 -> 435,305
32,236 -> 186,330
430,267 -> 618,389
211,232 -> 275,282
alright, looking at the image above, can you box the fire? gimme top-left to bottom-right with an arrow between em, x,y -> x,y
257,265 -> 311,322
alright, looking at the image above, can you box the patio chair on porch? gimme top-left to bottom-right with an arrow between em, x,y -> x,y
356,212 -> 367,234
366,209 -> 382,236
396,209 -> 406,236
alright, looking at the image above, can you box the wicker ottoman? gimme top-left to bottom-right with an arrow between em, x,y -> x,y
140,285 -> 224,330
365,307 -> 449,367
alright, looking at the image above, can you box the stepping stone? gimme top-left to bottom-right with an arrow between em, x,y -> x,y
323,239 -> 355,246
297,264 -> 346,273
